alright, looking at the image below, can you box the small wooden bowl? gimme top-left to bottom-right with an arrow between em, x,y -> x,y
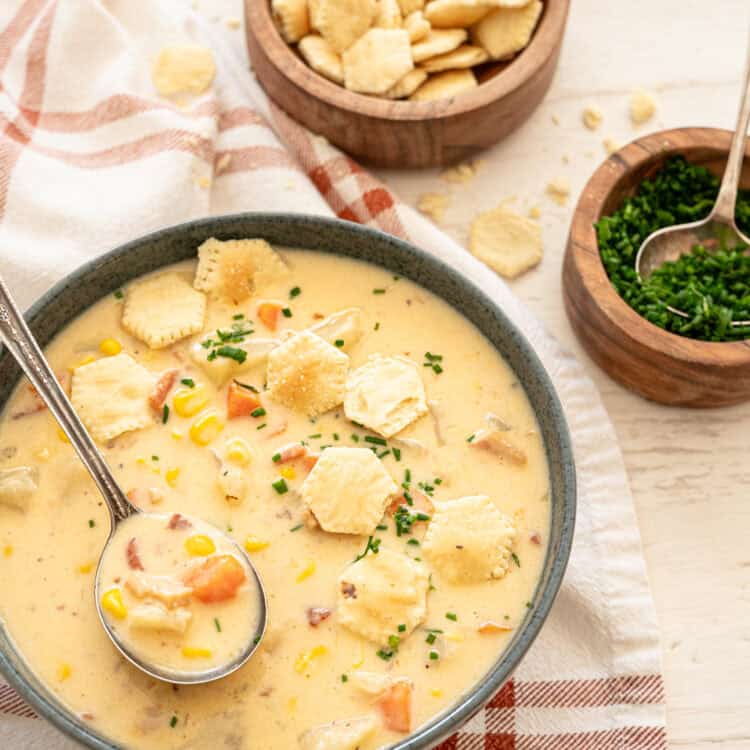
245,1 -> 570,168
563,127 -> 750,408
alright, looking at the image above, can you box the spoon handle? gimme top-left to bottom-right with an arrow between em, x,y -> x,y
0,275 -> 135,525
712,30 -> 750,224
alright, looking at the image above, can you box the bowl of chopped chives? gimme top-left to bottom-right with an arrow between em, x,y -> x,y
563,127 -> 750,407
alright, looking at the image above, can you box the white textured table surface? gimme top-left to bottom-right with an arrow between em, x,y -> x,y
204,2 -> 750,747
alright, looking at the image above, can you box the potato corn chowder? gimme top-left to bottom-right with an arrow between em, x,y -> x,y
0,239 -> 550,750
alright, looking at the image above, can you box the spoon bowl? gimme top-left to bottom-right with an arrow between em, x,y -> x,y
0,274 -> 268,684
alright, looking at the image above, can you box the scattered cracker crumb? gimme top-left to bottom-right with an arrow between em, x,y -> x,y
215,153 -> 232,174
603,136 -> 620,155
546,178 -> 570,206
561,154 -> 570,164
440,159 -> 483,184
195,175 -> 211,189
551,114 -> 560,125
528,206 -> 541,219
417,192 -> 451,223
285,179 -> 296,190
470,205 -> 543,279
226,17 -> 241,29
630,88 -> 656,125
582,106 -> 603,131
152,45 -> 215,97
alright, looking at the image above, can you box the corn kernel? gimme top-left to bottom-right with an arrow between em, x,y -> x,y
101,588 -> 127,620
77,562 -> 94,574
280,466 -> 296,481
165,468 -> 180,487
57,663 -> 72,682
225,437 -> 252,466
136,456 -> 146,466
430,688 -> 443,698
173,385 -> 210,417
181,646 -> 212,659
244,535 -> 269,553
99,338 -> 122,356
189,412 -> 224,446
185,534 -> 216,556
56,427 -> 70,444
3,545 -> 13,558
294,645 -> 327,673
287,697 -> 298,714
296,561 -> 316,583
68,354 -> 96,372
171,429 -> 184,440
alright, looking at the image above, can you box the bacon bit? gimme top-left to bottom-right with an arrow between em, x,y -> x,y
167,513 -> 192,530
275,443 -> 307,463
300,454 -> 319,472
126,538 -> 144,571
478,621 -> 515,635
79,712 -> 95,722
340,582 -> 357,599
386,488 -> 434,517
312,312 -> 325,320
529,531 -> 542,545
377,680 -> 413,733
306,607 -> 332,627
471,429 -> 527,466
148,369 -> 178,410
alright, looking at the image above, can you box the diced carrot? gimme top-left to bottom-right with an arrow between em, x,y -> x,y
478,621 -> 514,635
149,369 -> 178,411
386,488 -> 434,518
300,454 -> 319,472
227,380 -> 262,419
377,680 -> 413,733
257,302 -> 282,331
183,554 -> 246,603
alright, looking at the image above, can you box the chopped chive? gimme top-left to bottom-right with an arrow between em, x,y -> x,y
341,674 -> 348,683
354,535 -> 381,562
407,539 -> 420,546
398,624 -> 407,632
392,447 -> 401,461
432,364 -> 443,374
214,617 -> 222,632
181,378 -> 195,388
376,523 -> 388,531
434,477 -> 442,485
333,432 -> 340,441
251,407 -> 266,418
424,627 -> 444,634
214,345 -> 247,364
511,552 -> 521,568
466,433 -> 476,443
233,313 -> 244,320
272,452 -> 281,462
429,650 -> 440,660
256,423 -> 267,430
290,523 -> 304,532
88,519 -> 95,528
151,455 -> 159,462
376,648 -> 393,661
351,434 -> 360,442
526,601 -> 533,609
377,449 -> 390,459
308,433 -> 322,439
334,339 -> 345,348
234,380 -> 259,392
162,404 -> 170,424
113,289 -> 124,300
426,632 -> 437,644
445,612 -> 457,622
170,716 -> 178,728
272,478 -> 288,495
374,322 -> 380,331
282,307 -> 293,318
388,634 -> 401,650
404,468 -> 411,483
372,288 -> 386,294
364,435 -> 387,446
289,286 -> 301,298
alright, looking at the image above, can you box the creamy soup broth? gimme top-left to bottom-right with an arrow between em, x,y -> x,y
0,248 -> 550,749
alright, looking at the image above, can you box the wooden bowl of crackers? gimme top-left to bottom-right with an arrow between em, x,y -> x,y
245,0 -> 570,168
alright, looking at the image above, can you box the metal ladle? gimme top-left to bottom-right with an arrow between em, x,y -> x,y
635,35 -> 750,328
0,275 -> 266,685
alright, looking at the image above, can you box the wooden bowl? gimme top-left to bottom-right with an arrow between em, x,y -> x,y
563,127 -> 750,408
245,1 -> 570,168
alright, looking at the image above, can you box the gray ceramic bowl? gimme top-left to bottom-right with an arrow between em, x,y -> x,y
0,214 -> 576,749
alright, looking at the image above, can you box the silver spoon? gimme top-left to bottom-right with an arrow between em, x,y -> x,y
635,34 -> 750,328
0,274 -> 267,684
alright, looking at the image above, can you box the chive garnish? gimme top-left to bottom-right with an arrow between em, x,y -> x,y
170,716 -> 178,728
426,632 -> 437,645
372,288 -> 386,294
214,617 -> 222,632
88,519 -> 95,528
429,650 -> 440,660
334,339 -> 345,348
466,434 -> 476,443
181,378 -> 195,388
290,523 -> 304,532
364,435 -> 387,446
354,535 -> 381,562
374,322 -> 380,331
162,404 -> 169,424
282,307 -> 292,318
256,423 -> 267,430
341,674 -> 348,683
289,286 -> 301,298
251,407 -> 266,418
398,624 -> 406,632
511,552 -> 521,568
445,612 -> 457,621
272,478 -> 288,495
234,380 -> 259,392
392,447 -> 401,461
376,523 -> 388,531
113,289 -> 124,300
308,433 -> 322,439
272,452 -> 281,462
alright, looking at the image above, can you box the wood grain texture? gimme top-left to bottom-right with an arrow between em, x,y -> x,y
563,127 -> 750,407
244,0 -> 569,168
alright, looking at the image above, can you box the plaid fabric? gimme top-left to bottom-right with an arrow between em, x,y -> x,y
0,2 -> 667,748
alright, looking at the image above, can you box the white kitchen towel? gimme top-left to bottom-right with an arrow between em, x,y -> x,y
0,1 -> 667,748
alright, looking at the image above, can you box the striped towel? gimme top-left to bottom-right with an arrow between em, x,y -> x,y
0,1 -> 667,748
